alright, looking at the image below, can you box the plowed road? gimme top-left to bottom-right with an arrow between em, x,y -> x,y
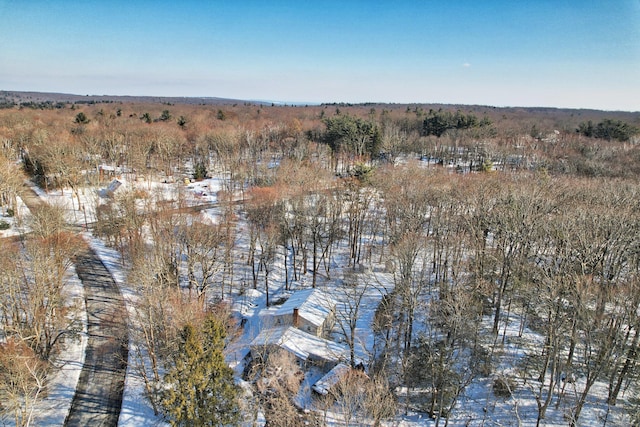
20,183 -> 129,427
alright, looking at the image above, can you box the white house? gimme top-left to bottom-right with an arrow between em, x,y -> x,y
250,326 -> 348,368
271,288 -> 336,337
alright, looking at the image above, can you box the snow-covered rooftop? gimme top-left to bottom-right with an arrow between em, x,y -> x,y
251,326 -> 347,364
311,362 -> 351,395
97,178 -> 124,198
273,288 -> 334,328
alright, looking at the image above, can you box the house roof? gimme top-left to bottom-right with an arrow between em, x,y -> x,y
98,178 -> 124,198
311,363 -> 351,395
273,288 -> 335,328
251,326 -> 347,364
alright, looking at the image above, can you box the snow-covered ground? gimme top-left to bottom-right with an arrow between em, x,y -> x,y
5,181 -> 168,427
0,195 -> 29,238
10,175 -> 633,426
0,198 -> 88,426
85,235 -> 164,427
25,263 -> 87,427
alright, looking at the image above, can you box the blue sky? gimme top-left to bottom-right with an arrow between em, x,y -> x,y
1,1 -> 638,110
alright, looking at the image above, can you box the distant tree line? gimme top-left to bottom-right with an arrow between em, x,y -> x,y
0,98 -> 17,109
13,101 -> 67,110
422,109 -> 492,137
577,119 -> 638,142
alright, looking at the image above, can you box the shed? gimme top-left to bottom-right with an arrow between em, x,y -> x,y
311,363 -> 351,395
98,178 -> 124,198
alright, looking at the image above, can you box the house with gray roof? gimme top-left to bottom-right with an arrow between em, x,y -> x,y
250,326 -> 347,369
271,288 -> 335,337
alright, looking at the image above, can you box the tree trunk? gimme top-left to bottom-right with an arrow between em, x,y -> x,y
608,327 -> 638,405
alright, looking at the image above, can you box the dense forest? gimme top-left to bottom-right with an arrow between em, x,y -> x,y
1,95 -> 640,426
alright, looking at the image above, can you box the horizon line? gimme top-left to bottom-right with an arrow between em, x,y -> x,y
1,89 -> 638,113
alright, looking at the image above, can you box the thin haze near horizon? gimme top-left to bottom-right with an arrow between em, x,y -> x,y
1,1 -> 638,111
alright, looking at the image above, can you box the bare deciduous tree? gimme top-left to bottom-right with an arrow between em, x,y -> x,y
0,338 -> 49,427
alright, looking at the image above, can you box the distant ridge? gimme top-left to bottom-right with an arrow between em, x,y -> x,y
1,90 -> 638,116
0,90 -> 266,106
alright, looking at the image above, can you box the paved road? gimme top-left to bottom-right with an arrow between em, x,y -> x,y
19,182 -> 129,427
64,248 -> 128,427
17,181 -> 232,425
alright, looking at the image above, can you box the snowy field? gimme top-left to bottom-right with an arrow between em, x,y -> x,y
5,174 -> 632,426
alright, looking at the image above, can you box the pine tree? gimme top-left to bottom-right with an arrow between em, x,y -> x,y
161,315 -> 239,426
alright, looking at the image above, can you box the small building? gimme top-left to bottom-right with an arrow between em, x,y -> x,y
272,288 -> 335,337
311,363 -> 351,395
98,178 -> 123,198
250,326 -> 347,369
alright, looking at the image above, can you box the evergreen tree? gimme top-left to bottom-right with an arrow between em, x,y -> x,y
422,109 -> 491,137
322,114 -> 381,157
160,109 -> 172,121
74,111 -> 89,124
577,118 -> 638,141
161,315 -> 239,426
